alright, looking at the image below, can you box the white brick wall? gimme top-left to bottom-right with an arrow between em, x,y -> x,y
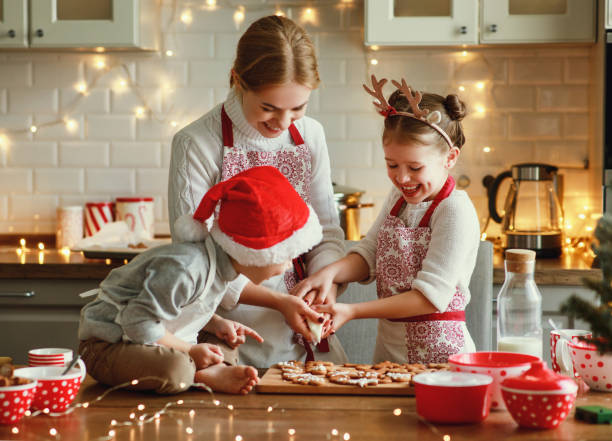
0,0 -> 601,238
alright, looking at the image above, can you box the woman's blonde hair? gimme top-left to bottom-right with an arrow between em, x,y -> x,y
383,90 -> 467,152
230,15 -> 320,91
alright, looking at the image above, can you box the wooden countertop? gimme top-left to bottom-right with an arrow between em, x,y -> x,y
1,375 -> 611,441
493,249 -> 601,286
0,248 -> 123,279
0,236 -> 602,286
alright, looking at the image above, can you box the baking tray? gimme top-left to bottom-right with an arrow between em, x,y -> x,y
75,239 -> 171,260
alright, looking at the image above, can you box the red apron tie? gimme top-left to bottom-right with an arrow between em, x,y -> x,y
390,310 -> 466,323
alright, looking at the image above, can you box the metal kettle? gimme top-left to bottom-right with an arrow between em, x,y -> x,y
484,163 -> 564,257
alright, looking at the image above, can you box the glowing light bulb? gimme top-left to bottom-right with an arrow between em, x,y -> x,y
95,46 -> 105,53
476,81 -> 485,90
0,133 -> 9,149
20,238 -> 26,247
475,105 -> 486,115
343,433 -> 351,440
371,45 -> 379,51
393,408 -> 402,416
458,85 -> 465,92
189,409 -> 195,416
137,404 -> 145,411
30,125 -> 38,133
233,7 -> 245,27
38,242 -> 44,250
49,428 -> 58,436
275,9 -> 285,16
135,107 -> 146,118
235,436 -> 243,441
170,120 -> 178,127
11,427 -> 19,434
165,49 -> 174,57
370,58 -> 378,65
206,0 -> 216,6
483,146 -> 491,153
578,213 -> 586,219
95,59 -> 106,70
267,406 -> 273,412
288,428 -> 296,435
65,118 -> 78,132
177,399 -> 184,404
227,404 -> 234,410
108,429 -> 116,437
443,436 -> 451,441
186,427 -> 194,434
180,10 -> 193,25
331,429 -> 339,435
111,419 -> 117,426
481,232 -> 488,241
461,51 -> 468,57
213,400 -> 220,406
75,82 -> 88,94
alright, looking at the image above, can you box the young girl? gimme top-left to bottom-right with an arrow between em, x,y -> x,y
292,76 -> 480,364
168,15 -> 347,367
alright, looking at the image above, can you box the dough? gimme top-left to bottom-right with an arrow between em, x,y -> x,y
307,319 -> 323,344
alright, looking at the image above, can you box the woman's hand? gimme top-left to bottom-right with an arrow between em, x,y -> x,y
313,302 -> 354,335
188,343 -> 224,369
276,294 -> 324,342
290,267 -> 337,305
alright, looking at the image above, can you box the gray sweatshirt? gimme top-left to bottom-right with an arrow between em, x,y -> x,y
78,236 -> 239,345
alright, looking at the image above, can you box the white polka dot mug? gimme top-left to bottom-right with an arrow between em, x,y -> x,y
14,358 -> 86,413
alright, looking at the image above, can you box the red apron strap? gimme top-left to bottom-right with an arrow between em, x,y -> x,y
390,310 -> 465,323
221,105 -> 234,148
418,176 -> 455,228
390,196 -> 406,217
288,123 -> 304,145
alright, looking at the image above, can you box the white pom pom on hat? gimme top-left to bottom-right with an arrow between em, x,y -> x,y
173,166 -> 323,266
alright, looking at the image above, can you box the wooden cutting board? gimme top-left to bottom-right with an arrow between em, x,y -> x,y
255,367 -> 415,396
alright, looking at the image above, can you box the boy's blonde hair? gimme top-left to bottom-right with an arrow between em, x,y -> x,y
383,90 -> 467,152
230,15 -> 320,92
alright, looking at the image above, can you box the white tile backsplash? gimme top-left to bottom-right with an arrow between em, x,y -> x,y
0,0 -> 601,234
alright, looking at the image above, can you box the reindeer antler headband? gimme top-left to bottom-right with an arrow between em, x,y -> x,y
363,75 -> 455,149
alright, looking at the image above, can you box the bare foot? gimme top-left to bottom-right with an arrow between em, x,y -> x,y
194,364 -> 259,395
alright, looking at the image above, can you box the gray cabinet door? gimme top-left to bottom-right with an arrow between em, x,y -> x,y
0,279 -> 99,364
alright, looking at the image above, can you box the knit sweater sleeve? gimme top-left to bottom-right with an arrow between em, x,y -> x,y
411,191 -> 480,312
300,117 -> 346,274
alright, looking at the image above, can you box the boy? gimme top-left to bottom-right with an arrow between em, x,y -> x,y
78,166 -> 324,394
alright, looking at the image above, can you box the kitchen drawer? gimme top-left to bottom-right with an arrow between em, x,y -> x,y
0,279 -> 100,364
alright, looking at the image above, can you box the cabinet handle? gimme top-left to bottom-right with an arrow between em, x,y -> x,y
490,24 -> 498,33
460,26 -> 467,35
35,29 -> 44,38
8,29 -> 16,38
0,291 -> 35,298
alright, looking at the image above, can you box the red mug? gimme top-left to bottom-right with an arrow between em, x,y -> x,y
550,329 -> 592,378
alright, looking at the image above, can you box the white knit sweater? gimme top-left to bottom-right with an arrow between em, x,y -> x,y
168,90 -> 345,303
350,186 -> 480,313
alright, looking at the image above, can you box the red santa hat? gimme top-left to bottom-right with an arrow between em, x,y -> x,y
173,166 -> 323,266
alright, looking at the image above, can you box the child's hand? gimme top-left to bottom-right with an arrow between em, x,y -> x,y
313,303 -> 353,335
215,319 -> 264,349
277,294 -> 324,342
188,343 -> 224,370
290,268 -> 336,305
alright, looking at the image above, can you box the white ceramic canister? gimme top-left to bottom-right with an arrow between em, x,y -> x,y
115,197 -> 155,240
56,206 -> 83,248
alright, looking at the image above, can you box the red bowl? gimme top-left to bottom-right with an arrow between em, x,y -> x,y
0,380 -> 38,425
449,352 -> 540,411
413,371 -> 493,424
501,388 -> 576,429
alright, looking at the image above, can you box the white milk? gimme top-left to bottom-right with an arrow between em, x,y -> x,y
497,336 -> 543,359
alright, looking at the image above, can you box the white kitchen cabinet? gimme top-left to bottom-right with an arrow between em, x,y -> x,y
0,0 -> 158,50
365,0 -> 596,46
365,0 -> 479,46
481,0 -> 595,44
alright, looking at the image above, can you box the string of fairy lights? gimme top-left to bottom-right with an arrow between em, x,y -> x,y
5,374 -> 453,441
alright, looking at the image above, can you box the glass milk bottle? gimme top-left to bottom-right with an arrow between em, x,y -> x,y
497,249 -> 543,358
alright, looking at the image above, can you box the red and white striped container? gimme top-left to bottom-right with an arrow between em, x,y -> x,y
84,202 -> 115,237
28,348 -> 73,367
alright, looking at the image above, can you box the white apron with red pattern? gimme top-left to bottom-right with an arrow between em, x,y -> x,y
217,106 -> 347,367
373,176 -> 475,364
